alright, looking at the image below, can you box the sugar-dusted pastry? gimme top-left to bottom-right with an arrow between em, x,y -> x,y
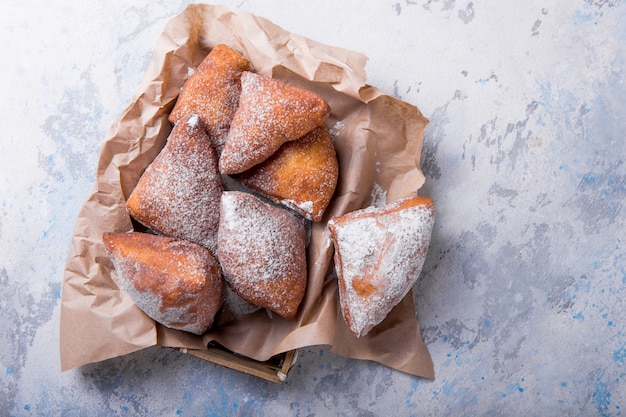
169,44 -> 250,155
241,126 -> 339,222
328,195 -> 435,338
126,114 -> 223,255
217,191 -> 307,319
219,71 -> 331,175
103,231 -> 223,335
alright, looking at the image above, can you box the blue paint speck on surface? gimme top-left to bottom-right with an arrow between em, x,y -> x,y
6,366 -> 14,375
573,8 -> 597,25
24,405 -> 30,411
51,286 -> 61,299
182,390 -> 194,410
441,381 -> 455,396
573,312 -> 585,322
581,172 -> 599,187
593,381 -> 612,416
405,377 -> 420,407
614,344 -> 626,363
176,410 -> 182,415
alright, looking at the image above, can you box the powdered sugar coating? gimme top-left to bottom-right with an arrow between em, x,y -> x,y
221,284 -> 262,317
186,113 -> 200,128
217,191 -> 307,319
329,195 -> 435,338
370,182 -> 387,208
219,71 -> 331,175
281,199 -> 314,216
103,232 -> 223,335
126,114 -> 223,255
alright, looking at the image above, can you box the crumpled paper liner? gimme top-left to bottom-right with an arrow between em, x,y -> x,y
60,3 -> 434,379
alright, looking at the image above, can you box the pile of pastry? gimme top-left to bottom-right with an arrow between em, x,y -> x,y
103,44 -> 435,340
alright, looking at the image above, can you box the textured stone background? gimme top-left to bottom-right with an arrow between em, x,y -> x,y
1,1 -> 625,416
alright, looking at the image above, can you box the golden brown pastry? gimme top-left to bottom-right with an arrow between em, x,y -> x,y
169,44 -> 250,155
103,231 -> 223,335
241,126 -> 339,222
219,71 -> 331,175
328,195 -> 435,338
217,191 -> 307,319
126,114 -> 223,255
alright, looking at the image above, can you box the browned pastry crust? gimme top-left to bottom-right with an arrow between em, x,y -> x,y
328,195 -> 435,338
217,191 -> 307,319
169,44 -> 250,155
126,114 -> 223,255
219,71 -> 331,175
103,231 -> 223,335
241,125 -> 339,222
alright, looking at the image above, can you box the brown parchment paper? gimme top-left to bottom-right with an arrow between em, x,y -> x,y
60,3 -> 434,379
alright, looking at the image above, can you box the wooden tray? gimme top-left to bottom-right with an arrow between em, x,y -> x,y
176,343 -> 298,383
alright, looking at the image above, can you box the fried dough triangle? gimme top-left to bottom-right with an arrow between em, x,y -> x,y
219,71 -> 331,175
169,44 -> 250,155
217,191 -> 308,320
126,114 -> 223,255
329,195 -> 435,338
103,231 -> 223,335
241,125 -> 339,222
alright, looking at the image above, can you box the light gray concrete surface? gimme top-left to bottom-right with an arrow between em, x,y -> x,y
1,1 -> 625,415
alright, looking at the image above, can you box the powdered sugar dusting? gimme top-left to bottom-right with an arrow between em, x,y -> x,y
126,115 -> 223,255
329,120 -> 345,140
217,191 -> 307,318
112,256 -> 209,334
104,233 -> 222,335
329,196 -> 435,337
370,183 -> 387,207
186,113 -> 200,128
282,199 -> 313,215
222,284 -> 262,316
218,192 -> 304,283
219,71 -> 331,174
